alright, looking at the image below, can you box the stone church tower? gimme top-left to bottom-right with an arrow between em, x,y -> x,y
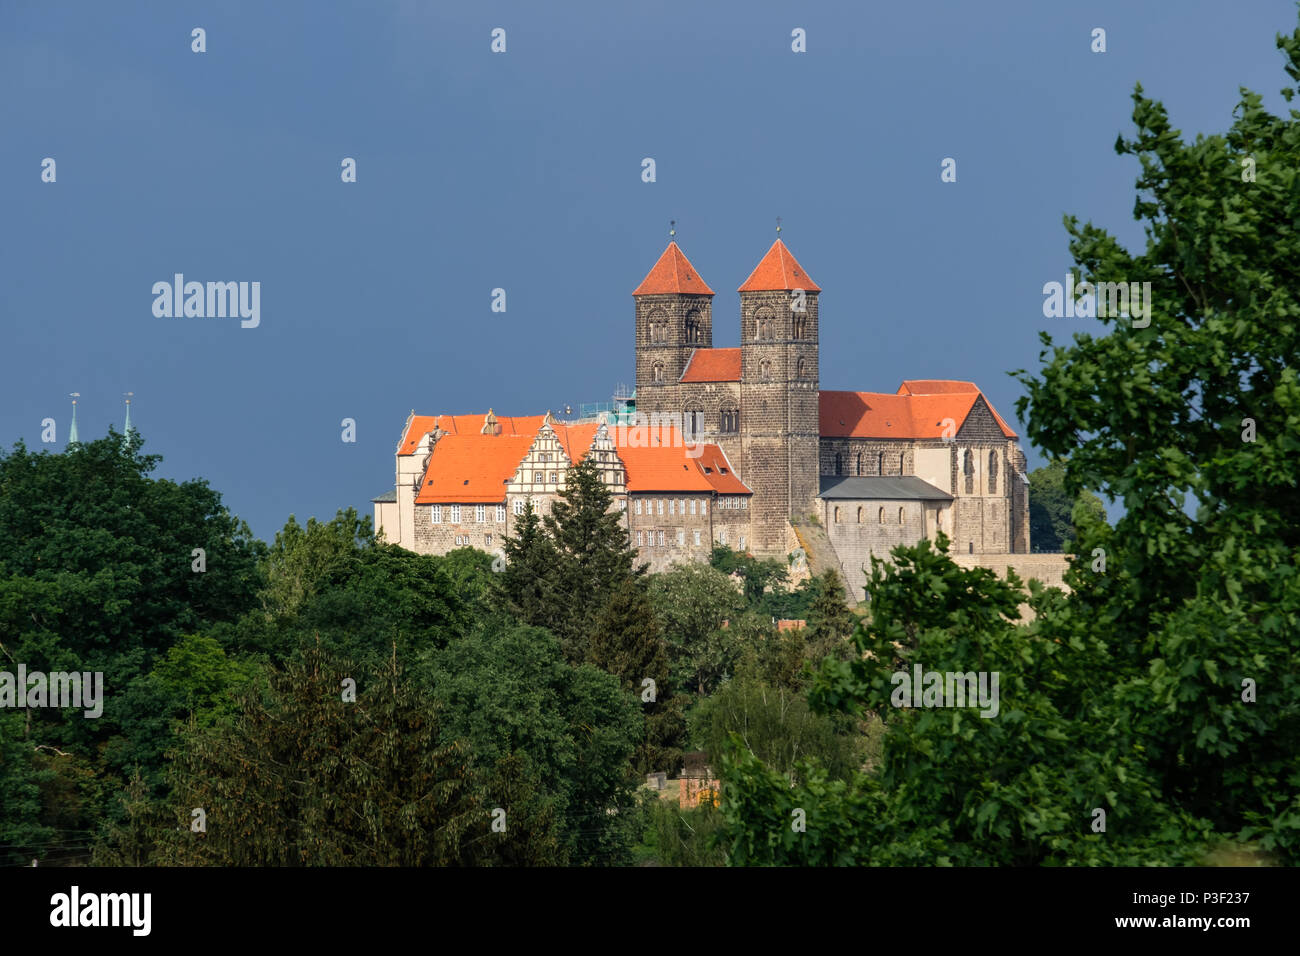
633,241 -> 715,413
739,238 -> 821,552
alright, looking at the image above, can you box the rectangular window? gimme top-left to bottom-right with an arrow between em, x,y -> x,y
658,499 -> 664,516
739,535 -> 746,550
701,499 -> 707,516
513,499 -> 524,516
450,505 -> 462,523
679,499 -> 685,516
485,534 -> 492,546
431,505 -> 442,524
669,500 -> 675,516
534,472 -> 542,483
677,529 -> 685,547
637,531 -> 644,547
719,529 -> 728,545
496,505 -> 506,523
635,499 -> 642,515
693,530 -> 701,546
657,530 -> 665,547
619,499 -> 626,511
689,499 -> 696,515
475,504 -> 485,523
549,473 -> 557,483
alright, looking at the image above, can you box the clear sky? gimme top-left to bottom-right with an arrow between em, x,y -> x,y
2,0 -> 1295,542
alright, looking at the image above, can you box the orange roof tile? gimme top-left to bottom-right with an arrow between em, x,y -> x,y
611,425 -> 751,495
680,348 -> 741,383
633,242 -> 715,296
896,380 -> 981,395
551,422 -> 601,464
399,413 -> 545,455
415,433 -> 536,504
737,239 -> 820,293
820,388 -> 1017,440
409,414 -> 754,504
894,380 -> 1018,437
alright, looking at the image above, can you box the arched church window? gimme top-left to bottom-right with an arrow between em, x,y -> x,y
963,448 -> 975,495
686,311 -> 702,343
856,453 -> 863,476
856,506 -> 864,523
878,507 -> 885,524
877,452 -> 884,475
988,450 -> 999,494
834,507 -> 841,523
796,357 -> 807,379
760,359 -> 772,381
898,507 -> 904,524
652,362 -> 664,384
835,453 -> 842,476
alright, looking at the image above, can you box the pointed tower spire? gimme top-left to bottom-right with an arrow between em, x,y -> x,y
122,392 -> 134,448
68,393 -> 80,447
633,241 -> 715,296
738,238 -> 820,292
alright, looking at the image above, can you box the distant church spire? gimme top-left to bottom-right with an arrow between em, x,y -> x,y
122,392 -> 134,447
68,393 -> 80,447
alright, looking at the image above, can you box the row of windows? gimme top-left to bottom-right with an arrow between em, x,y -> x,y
453,534 -> 493,546
634,498 -> 708,517
718,496 -> 748,510
432,504 -> 508,524
753,315 -> 812,340
636,529 -> 706,547
646,313 -> 706,344
833,505 -> 907,525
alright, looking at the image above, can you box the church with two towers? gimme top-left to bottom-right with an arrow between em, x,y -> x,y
374,235 -> 1031,601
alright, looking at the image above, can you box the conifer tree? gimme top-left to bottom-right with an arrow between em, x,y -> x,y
164,644 -> 484,866
542,457 -> 644,662
589,579 -> 685,774
499,498 -> 560,629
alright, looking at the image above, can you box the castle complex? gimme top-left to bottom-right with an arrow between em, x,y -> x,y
375,237 -> 1032,601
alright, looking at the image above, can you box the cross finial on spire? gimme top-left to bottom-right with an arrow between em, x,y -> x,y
669,219 -> 676,240
775,216 -> 782,235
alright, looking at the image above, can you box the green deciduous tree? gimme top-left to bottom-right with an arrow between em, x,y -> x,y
1027,460 -> 1107,552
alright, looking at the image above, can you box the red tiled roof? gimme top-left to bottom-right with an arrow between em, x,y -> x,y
633,242 -> 715,296
399,413 -> 545,455
415,433 -> 537,504
820,384 -> 1017,440
680,348 -> 741,383
897,380 -> 979,395
409,414 -> 753,503
737,239 -> 820,293
551,422 -> 600,464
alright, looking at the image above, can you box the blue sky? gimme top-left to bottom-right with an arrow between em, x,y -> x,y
2,0 -> 1295,541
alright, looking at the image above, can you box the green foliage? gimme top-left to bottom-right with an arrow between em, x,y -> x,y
165,644 -> 484,866
0,430 -> 264,859
588,580 -> 684,775
649,564 -> 746,697
709,545 -> 789,607
426,617 -> 643,865
690,675 -> 863,783
1027,460 -> 1107,552
637,793 -> 728,866
541,458 -> 646,662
